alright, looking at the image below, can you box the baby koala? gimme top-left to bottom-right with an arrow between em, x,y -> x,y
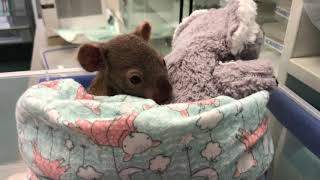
77,22 -> 172,104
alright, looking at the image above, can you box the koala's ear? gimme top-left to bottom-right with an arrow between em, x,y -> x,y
77,44 -> 105,72
133,21 -> 151,41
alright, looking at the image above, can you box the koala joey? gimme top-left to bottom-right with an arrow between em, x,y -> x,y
77,22 -> 172,104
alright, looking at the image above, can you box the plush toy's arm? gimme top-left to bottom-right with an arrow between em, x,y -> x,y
212,59 -> 278,99
167,49 -> 219,103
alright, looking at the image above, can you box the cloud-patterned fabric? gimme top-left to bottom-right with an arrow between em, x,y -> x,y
16,79 -> 273,180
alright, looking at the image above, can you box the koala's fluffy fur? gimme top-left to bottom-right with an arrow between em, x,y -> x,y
77,22 -> 172,104
165,0 -> 278,103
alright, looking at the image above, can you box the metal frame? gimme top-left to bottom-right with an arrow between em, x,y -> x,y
179,0 -> 184,22
179,0 -> 193,23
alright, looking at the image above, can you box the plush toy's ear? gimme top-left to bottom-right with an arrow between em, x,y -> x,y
228,0 -> 260,55
133,21 -> 151,41
77,44 -> 105,72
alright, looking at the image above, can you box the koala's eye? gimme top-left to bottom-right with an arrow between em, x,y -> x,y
126,69 -> 143,86
129,75 -> 142,85
146,136 -> 150,140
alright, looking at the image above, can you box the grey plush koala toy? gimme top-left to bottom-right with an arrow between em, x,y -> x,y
165,0 -> 278,103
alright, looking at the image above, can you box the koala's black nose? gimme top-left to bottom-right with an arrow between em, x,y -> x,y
154,76 -> 172,104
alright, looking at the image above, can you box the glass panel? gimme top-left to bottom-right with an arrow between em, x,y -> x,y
119,0 -> 180,55
0,69 -> 92,179
55,0 -> 102,18
285,74 -> 320,111
43,0 -> 180,68
120,0 -> 179,36
0,77 -> 29,179
0,0 -> 34,75
39,39 -> 172,70
0,0 -> 34,45
182,0 -> 190,19
41,45 -> 80,70
54,0 -> 107,30
272,129 -> 320,180
257,0 -> 291,74
192,0 -> 219,10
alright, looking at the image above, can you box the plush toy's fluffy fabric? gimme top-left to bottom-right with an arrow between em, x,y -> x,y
166,0 -> 277,103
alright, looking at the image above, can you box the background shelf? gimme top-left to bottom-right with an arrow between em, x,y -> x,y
288,56 -> 320,93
